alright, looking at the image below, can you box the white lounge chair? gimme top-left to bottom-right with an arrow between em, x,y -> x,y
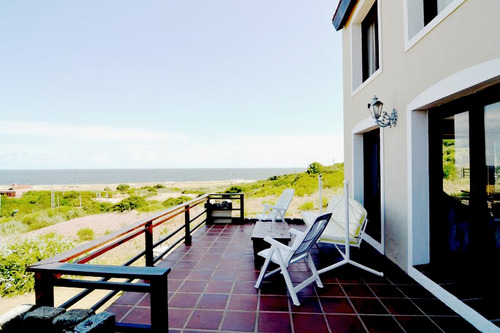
256,188 -> 294,223
254,213 -> 332,306
301,181 -> 383,277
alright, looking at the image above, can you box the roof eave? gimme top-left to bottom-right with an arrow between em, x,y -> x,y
332,0 -> 358,31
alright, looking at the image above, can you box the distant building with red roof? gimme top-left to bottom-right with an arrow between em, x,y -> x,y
0,184 -> 32,198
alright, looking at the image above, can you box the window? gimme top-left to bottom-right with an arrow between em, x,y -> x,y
361,2 -> 379,82
351,0 -> 382,92
423,0 -> 454,26
404,0 -> 465,49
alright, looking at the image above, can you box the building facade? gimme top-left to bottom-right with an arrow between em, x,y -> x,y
333,0 -> 500,330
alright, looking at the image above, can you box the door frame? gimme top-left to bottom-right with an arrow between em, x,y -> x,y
352,117 -> 385,254
406,59 -> 500,332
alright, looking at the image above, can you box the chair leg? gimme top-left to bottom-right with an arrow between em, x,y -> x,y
293,255 -> 324,298
280,263 -> 300,306
307,254 -> 323,288
255,248 -> 274,289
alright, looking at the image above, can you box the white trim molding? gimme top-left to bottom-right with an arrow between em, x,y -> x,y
407,58 -> 500,332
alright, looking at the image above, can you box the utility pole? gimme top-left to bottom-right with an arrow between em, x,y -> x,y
319,174 -> 323,214
51,188 -> 55,209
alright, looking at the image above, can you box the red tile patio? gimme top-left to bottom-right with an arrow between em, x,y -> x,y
106,223 -> 479,332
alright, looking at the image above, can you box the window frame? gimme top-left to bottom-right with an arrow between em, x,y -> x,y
361,2 -> 380,82
350,0 -> 383,95
403,0 -> 465,51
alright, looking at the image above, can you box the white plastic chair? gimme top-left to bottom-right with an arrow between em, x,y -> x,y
254,213 -> 332,306
301,181 -> 383,277
256,188 -> 294,223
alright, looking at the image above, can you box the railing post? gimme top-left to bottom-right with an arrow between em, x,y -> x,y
206,195 -> 213,225
34,271 -> 55,306
184,205 -> 192,245
150,276 -> 169,332
240,194 -> 245,223
145,221 -> 154,266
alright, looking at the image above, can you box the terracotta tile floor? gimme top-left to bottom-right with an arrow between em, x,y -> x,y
106,223 -> 479,332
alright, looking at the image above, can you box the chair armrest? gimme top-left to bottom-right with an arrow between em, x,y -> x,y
261,203 -> 274,213
263,236 -> 292,251
289,228 -> 303,237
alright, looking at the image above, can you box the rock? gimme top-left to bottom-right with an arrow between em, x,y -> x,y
22,306 -> 66,331
0,304 -> 34,333
52,309 -> 94,333
73,312 -> 115,333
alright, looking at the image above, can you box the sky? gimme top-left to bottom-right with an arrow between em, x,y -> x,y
0,0 -> 343,169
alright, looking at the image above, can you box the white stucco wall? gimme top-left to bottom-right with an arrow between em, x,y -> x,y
340,0 -> 500,269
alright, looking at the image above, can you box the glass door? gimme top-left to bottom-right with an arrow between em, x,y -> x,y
484,101 -> 500,253
428,85 -> 500,268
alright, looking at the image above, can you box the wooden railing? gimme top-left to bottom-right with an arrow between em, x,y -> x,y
27,193 -> 244,332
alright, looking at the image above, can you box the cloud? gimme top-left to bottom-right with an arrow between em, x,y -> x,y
0,121 -> 343,169
0,121 -> 185,142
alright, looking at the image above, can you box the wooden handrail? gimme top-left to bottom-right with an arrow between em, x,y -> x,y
31,194 -> 210,267
27,192 -> 245,332
28,263 -> 170,332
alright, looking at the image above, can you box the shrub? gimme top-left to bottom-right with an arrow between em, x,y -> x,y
162,196 -> 192,209
225,186 -> 243,193
113,195 -> 147,212
77,228 -> 95,242
298,202 -> 314,211
0,220 -> 29,237
293,176 -> 318,197
138,202 -> 164,212
21,211 -> 54,231
307,162 -> 325,175
182,189 -> 205,195
154,184 -> 165,189
0,234 -> 74,296
116,184 -> 131,191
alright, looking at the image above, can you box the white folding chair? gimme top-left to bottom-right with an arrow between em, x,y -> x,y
256,188 -> 294,223
254,213 -> 332,306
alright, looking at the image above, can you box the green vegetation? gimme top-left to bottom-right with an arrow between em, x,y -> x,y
224,162 -> 344,198
0,163 -> 344,237
0,233 -> 74,296
0,191 -> 106,236
112,195 -> 148,212
0,185 -> 199,236
116,184 -> 131,191
77,228 -> 95,242
298,202 -> 314,211
162,196 -> 193,209
306,162 -> 325,175
442,139 -> 456,179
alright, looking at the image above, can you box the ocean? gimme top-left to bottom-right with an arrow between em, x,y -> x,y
0,168 -> 304,186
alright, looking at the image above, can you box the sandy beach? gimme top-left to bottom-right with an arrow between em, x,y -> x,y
3,179 -> 247,192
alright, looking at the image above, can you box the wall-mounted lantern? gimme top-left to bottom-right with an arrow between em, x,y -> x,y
368,96 -> 397,128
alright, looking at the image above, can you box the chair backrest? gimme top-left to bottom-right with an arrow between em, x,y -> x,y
290,213 -> 332,263
274,189 -> 294,210
327,195 -> 368,239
